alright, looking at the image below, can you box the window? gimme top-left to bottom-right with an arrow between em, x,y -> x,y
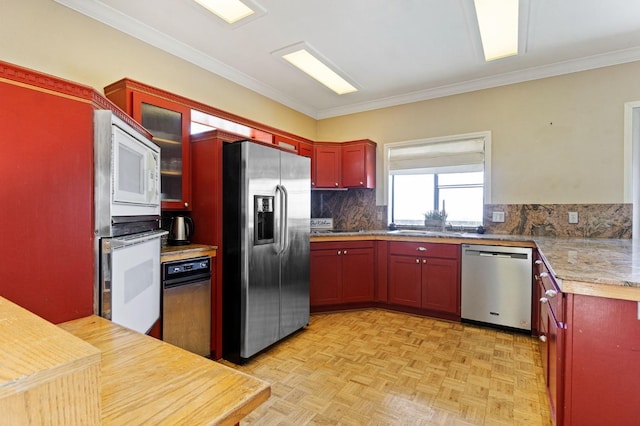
384,132 -> 491,228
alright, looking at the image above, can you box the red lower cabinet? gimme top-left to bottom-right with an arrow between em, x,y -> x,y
421,257 -> 459,314
341,247 -> 375,303
535,253 -> 564,425
387,242 -> 460,319
563,294 -> 640,426
536,251 -> 640,426
310,241 -> 374,308
388,255 -> 422,308
310,247 -> 342,306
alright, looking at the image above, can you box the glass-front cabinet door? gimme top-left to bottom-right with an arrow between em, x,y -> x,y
132,92 -> 191,210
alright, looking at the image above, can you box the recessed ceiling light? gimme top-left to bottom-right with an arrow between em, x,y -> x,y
275,43 -> 358,95
193,0 -> 255,24
474,0 -> 519,61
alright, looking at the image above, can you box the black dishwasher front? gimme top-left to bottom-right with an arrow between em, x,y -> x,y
162,256 -> 211,356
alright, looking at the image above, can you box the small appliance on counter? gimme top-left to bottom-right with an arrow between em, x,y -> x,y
168,215 -> 194,245
310,218 -> 333,232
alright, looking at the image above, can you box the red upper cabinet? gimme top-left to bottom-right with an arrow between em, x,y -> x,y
105,79 -> 192,210
314,143 -> 342,188
341,140 -> 376,189
313,140 -> 377,189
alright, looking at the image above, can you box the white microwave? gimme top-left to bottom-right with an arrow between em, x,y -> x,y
112,124 -> 160,207
94,110 -> 161,235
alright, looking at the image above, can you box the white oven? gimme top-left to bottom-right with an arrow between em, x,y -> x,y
99,230 -> 165,334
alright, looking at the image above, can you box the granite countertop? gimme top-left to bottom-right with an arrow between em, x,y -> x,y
534,237 -> 640,300
311,230 -> 640,301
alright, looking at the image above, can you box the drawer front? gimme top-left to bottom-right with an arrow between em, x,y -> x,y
535,258 -> 563,322
389,242 -> 459,259
311,240 -> 375,251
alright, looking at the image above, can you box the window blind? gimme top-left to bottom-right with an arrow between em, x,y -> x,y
388,138 -> 485,175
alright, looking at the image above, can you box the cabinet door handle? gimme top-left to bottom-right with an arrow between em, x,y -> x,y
359,181 -> 363,186
422,259 -> 426,263
540,272 -> 549,278
415,259 -> 420,263
343,250 -> 348,255
539,334 -> 547,342
540,297 -> 549,304
535,259 -> 542,265
337,250 -> 341,255
545,289 -> 558,298
184,202 -> 189,208
335,182 -> 339,187
416,247 -> 427,252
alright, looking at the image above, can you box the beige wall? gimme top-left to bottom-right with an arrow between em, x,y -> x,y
1,0 -> 317,140
4,0 -> 640,206
318,62 -> 640,205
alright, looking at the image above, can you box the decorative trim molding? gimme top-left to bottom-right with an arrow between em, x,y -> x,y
105,78 -> 315,145
54,0 -> 640,120
317,46 -> 640,119
91,89 -> 152,139
0,60 -> 93,101
0,60 -> 153,139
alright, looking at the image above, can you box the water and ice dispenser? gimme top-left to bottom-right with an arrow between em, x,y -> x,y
254,195 -> 274,244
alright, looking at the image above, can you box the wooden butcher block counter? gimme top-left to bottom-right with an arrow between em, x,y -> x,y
161,243 -> 217,262
58,315 -> 270,426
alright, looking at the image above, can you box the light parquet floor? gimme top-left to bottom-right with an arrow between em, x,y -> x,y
220,309 -> 552,425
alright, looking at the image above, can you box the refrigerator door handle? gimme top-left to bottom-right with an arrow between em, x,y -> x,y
276,184 -> 289,254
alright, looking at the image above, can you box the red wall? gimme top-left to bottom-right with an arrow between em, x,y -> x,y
0,79 -> 94,323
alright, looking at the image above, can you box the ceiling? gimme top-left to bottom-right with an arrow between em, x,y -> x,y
56,0 -> 640,119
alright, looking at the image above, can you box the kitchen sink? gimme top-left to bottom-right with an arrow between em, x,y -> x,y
388,229 -> 464,237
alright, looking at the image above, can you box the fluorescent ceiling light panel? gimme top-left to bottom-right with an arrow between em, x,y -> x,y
279,47 -> 357,95
193,0 -> 255,24
474,0 -> 519,61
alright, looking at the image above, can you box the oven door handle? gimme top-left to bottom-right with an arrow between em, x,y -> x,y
106,230 -> 167,251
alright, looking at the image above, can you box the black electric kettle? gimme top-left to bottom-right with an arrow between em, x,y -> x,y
168,215 -> 194,246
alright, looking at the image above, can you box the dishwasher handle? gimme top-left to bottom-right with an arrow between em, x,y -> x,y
466,249 -> 529,260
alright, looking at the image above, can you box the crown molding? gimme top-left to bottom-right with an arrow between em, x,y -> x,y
317,46 -> 640,119
54,0 -> 319,118
55,0 -> 640,121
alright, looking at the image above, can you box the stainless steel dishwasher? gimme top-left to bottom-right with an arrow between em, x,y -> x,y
162,256 -> 211,356
461,244 -> 532,332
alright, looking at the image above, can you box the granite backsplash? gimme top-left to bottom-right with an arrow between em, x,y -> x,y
483,204 -> 632,239
312,192 -> 632,239
311,189 -> 386,231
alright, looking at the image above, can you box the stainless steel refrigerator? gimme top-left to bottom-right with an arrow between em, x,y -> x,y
223,141 -> 310,364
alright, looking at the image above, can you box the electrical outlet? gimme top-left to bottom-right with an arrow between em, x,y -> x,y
568,211 -> 578,224
492,211 -> 505,222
